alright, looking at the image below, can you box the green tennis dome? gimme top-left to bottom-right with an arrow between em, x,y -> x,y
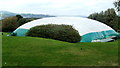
11,17 -> 119,42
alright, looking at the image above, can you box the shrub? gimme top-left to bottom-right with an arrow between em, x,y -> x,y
2,16 -> 18,32
26,24 -> 81,43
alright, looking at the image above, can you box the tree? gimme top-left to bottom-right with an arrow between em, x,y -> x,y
88,13 -> 99,20
18,18 -> 32,26
110,16 -> 120,30
16,14 -> 23,21
88,8 -> 118,30
2,16 -> 18,32
88,8 -> 116,23
114,0 -> 120,11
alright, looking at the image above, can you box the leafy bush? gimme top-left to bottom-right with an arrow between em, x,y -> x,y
26,24 -> 81,43
2,16 -> 18,32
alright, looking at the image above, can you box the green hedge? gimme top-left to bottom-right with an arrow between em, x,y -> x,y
26,24 -> 81,43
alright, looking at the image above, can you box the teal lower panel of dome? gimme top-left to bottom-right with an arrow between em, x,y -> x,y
12,28 -> 29,36
80,30 -> 119,42
12,28 -> 119,42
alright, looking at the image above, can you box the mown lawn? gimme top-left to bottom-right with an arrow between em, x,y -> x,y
2,32 -> 119,66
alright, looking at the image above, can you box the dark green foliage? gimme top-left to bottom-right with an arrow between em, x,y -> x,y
27,24 -> 81,43
16,14 -> 23,21
16,14 -> 36,26
114,0 -> 120,11
18,18 -> 32,26
110,16 -> 120,31
2,16 -> 18,32
88,8 -> 119,31
1,15 -> 38,32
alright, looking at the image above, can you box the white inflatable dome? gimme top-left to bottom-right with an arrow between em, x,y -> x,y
12,17 -> 118,42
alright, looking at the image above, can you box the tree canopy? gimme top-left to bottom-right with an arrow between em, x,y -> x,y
114,0 -> 120,11
88,8 -> 119,31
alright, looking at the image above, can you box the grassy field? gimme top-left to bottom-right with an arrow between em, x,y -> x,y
2,32 -> 119,66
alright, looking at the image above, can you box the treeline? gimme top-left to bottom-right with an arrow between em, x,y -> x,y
1,15 -> 39,32
88,8 -> 120,31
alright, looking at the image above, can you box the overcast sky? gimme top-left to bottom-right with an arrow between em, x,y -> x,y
0,0 -> 115,16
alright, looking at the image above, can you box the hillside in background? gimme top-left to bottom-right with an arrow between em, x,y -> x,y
0,11 -> 16,20
20,13 -> 55,18
0,11 -> 55,20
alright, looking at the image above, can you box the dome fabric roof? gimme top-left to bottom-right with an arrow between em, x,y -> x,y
12,17 -> 118,42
